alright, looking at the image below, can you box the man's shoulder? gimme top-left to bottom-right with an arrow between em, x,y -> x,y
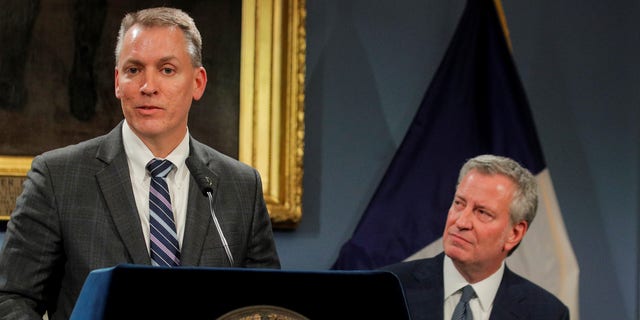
190,137 -> 259,178
500,267 -> 570,317
379,253 -> 443,276
36,134 -> 107,164
504,268 -> 560,298
36,122 -> 121,163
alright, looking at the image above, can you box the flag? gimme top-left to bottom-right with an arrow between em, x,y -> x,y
331,0 -> 579,317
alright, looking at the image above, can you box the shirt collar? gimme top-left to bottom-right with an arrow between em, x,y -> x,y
443,254 -> 505,312
122,120 -> 190,179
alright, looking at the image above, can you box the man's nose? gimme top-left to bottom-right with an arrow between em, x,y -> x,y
140,71 -> 158,95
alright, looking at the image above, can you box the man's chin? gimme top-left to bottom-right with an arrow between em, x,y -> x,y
444,244 -> 469,262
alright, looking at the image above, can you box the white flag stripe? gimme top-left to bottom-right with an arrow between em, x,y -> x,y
511,169 -> 579,319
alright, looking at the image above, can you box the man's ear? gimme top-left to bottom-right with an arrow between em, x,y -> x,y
114,68 -> 121,98
504,220 -> 528,253
192,66 -> 207,101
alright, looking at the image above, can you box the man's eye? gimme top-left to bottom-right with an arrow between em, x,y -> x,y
161,68 -> 175,75
476,210 -> 494,222
126,67 -> 139,74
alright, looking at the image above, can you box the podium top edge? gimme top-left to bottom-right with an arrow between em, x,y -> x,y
103,263 -> 396,276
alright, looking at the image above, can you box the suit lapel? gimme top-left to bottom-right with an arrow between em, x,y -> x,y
489,267 -> 526,320
412,253 -> 446,319
180,143 -> 221,265
180,176 -> 213,265
95,122 -> 150,264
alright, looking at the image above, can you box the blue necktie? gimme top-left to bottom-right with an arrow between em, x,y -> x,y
452,285 -> 475,320
147,159 -> 180,267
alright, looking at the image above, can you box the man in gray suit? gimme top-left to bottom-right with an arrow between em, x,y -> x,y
0,7 -> 280,319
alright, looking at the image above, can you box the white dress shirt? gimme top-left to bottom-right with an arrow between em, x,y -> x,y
122,120 -> 190,253
443,255 -> 505,320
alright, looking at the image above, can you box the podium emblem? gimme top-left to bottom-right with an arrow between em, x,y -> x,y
218,305 -> 309,320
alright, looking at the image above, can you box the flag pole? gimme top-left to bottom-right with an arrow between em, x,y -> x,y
492,0 -> 513,51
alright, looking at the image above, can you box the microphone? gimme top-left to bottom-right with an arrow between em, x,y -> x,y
185,157 -> 214,195
185,157 -> 235,266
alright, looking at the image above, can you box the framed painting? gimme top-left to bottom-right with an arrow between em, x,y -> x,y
0,0 -> 305,229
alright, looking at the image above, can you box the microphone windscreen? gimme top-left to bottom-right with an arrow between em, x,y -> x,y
185,157 -> 214,195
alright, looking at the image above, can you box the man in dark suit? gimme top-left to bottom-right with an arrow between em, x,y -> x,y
382,155 -> 568,320
0,7 -> 279,319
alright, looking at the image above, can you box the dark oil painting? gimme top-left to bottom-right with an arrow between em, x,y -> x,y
0,0 -> 240,159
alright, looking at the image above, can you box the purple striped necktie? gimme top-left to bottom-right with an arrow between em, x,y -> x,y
147,158 -> 180,267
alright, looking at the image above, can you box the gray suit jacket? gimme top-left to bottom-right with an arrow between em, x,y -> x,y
381,252 -> 569,320
0,122 -> 280,319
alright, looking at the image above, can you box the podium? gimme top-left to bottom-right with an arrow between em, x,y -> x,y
70,264 -> 411,319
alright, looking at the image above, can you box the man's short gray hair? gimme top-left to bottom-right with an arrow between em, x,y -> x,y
114,7 -> 202,67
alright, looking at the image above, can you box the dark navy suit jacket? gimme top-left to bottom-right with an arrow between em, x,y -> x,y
381,252 -> 569,320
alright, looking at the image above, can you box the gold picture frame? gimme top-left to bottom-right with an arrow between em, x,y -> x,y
0,156 -> 32,221
240,0 -> 305,229
0,0 -> 306,229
